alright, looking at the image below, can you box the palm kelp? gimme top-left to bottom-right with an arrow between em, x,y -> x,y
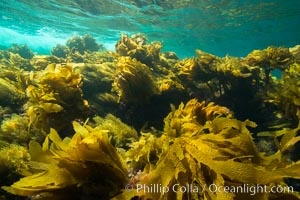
24,63 -> 89,133
51,34 -> 105,61
2,121 -> 128,199
120,99 -> 300,200
112,56 -> 159,105
0,34 -> 299,200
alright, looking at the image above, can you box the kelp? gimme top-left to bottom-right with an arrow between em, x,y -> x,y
50,34 -> 105,63
126,132 -> 169,173
73,60 -> 120,115
0,34 -> 300,200
66,34 -> 103,54
2,121 -> 128,199
265,62 -> 300,120
176,50 -> 220,81
245,47 -> 293,70
82,50 -> 117,64
245,47 -> 293,84
0,77 -> 26,107
24,63 -> 89,132
112,56 -> 159,105
257,110 -> 300,159
0,144 -> 30,175
163,99 -> 232,137
290,45 -> 300,63
117,99 -> 300,200
6,44 -> 34,59
175,50 -> 262,102
51,44 -> 70,59
115,33 -> 162,67
30,55 -> 62,70
0,114 -> 44,145
92,114 -> 138,149
177,49 -> 261,81
0,51 -> 33,71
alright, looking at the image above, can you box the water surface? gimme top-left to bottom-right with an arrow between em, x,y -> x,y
1,0 -> 300,57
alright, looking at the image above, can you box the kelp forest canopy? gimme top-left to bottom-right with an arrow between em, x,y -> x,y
0,33 -> 299,200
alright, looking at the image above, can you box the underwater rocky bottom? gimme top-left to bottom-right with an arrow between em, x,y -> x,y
0,33 -> 299,200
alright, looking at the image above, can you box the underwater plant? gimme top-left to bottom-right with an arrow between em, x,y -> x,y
30,55 -> 63,70
290,45 -> 300,63
74,60 -> 120,115
0,114 -> 44,145
115,33 -> 162,67
265,62 -> 300,120
174,49 -> 263,121
117,99 -> 300,200
1,33 -> 300,200
66,34 -> 103,54
24,63 -> 89,132
112,56 -> 159,105
92,114 -> 138,149
66,35 -> 85,54
0,51 -> 33,71
245,47 -> 293,84
7,44 -> 34,59
82,50 -> 116,64
50,44 -> 70,58
0,144 -> 30,175
163,99 -> 232,137
49,34 -> 104,62
0,143 -> 31,192
177,49 -> 260,84
0,77 -> 26,108
82,34 -> 104,52
2,121 -> 128,199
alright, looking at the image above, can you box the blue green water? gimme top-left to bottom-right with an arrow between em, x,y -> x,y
1,0 -> 300,57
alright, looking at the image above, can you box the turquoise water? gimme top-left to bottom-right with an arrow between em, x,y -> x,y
1,0 -> 300,57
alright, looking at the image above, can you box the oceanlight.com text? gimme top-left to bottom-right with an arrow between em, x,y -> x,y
125,183 -> 294,196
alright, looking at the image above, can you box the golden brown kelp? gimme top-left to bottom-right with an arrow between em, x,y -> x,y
24,63 -> 89,132
50,34 -> 105,62
163,99 -> 232,137
265,62 -> 300,120
117,99 -> 300,200
115,33 -> 162,67
0,144 -> 30,175
82,50 -> 117,64
245,47 -> 293,70
6,44 -> 34,59
30,55 -> 63,70
51,44 -> 70,59
0,114 -> 44,145
1,34 -> 300,200
175,49 -> 262,112
0,77 -> 26,108
245,46 -> 293,84
2,121 -> 128,199
0,68 -> 29,112
0,143 -> 31,196
112,56 -> 159,105
176,50 -> 220,82
0,51 -> 33,71
92,114 -> 138,149
177,49 -> 260,86
75,60 -> 120,114
66,34 -> 103,54
290,45 -> 300,63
